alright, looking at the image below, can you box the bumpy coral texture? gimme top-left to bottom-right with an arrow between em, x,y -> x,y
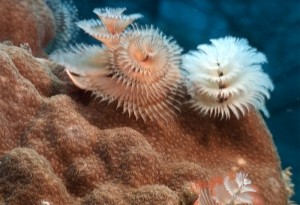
0,148 -> 73,204
0,0 -> 55,56
0,44 -> 289,204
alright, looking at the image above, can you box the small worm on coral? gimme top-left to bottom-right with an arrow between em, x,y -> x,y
45,0 -> 79,53
51,7 -> 183,122
192,172 -> 265,205
76,8 -> 142,49
182,36 -> 274,119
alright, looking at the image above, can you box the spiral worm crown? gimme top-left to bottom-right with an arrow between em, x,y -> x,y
183,36 -> 274,119
51,7 -> 183,122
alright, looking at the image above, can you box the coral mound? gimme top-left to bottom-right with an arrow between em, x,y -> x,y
0,148 -> 73,204
0,43 -> 289,204
0,0 -> 55,56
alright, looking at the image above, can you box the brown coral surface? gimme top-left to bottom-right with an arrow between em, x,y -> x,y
0,0 -> 55,56
0,44 -> 288,204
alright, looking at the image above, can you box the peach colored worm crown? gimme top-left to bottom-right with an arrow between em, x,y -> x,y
51,7 -> 183,122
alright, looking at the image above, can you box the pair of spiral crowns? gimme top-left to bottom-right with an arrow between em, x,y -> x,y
51,7 -> 274,122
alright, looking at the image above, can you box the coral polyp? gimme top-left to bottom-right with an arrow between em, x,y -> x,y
183,36 -> 274,119
51,7 -> 183,122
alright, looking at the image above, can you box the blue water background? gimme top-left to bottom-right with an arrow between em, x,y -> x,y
72,0 -> 300,202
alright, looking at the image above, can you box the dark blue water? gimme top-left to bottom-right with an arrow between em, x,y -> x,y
70,0 -> 300,202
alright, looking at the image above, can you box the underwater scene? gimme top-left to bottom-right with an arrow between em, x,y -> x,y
0,0 -> 299,204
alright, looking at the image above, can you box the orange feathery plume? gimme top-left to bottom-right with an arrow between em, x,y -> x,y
51,7 -> 183,122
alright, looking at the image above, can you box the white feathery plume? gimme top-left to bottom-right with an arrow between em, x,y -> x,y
193,172 -> 264,205
183,36 -> 274,119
